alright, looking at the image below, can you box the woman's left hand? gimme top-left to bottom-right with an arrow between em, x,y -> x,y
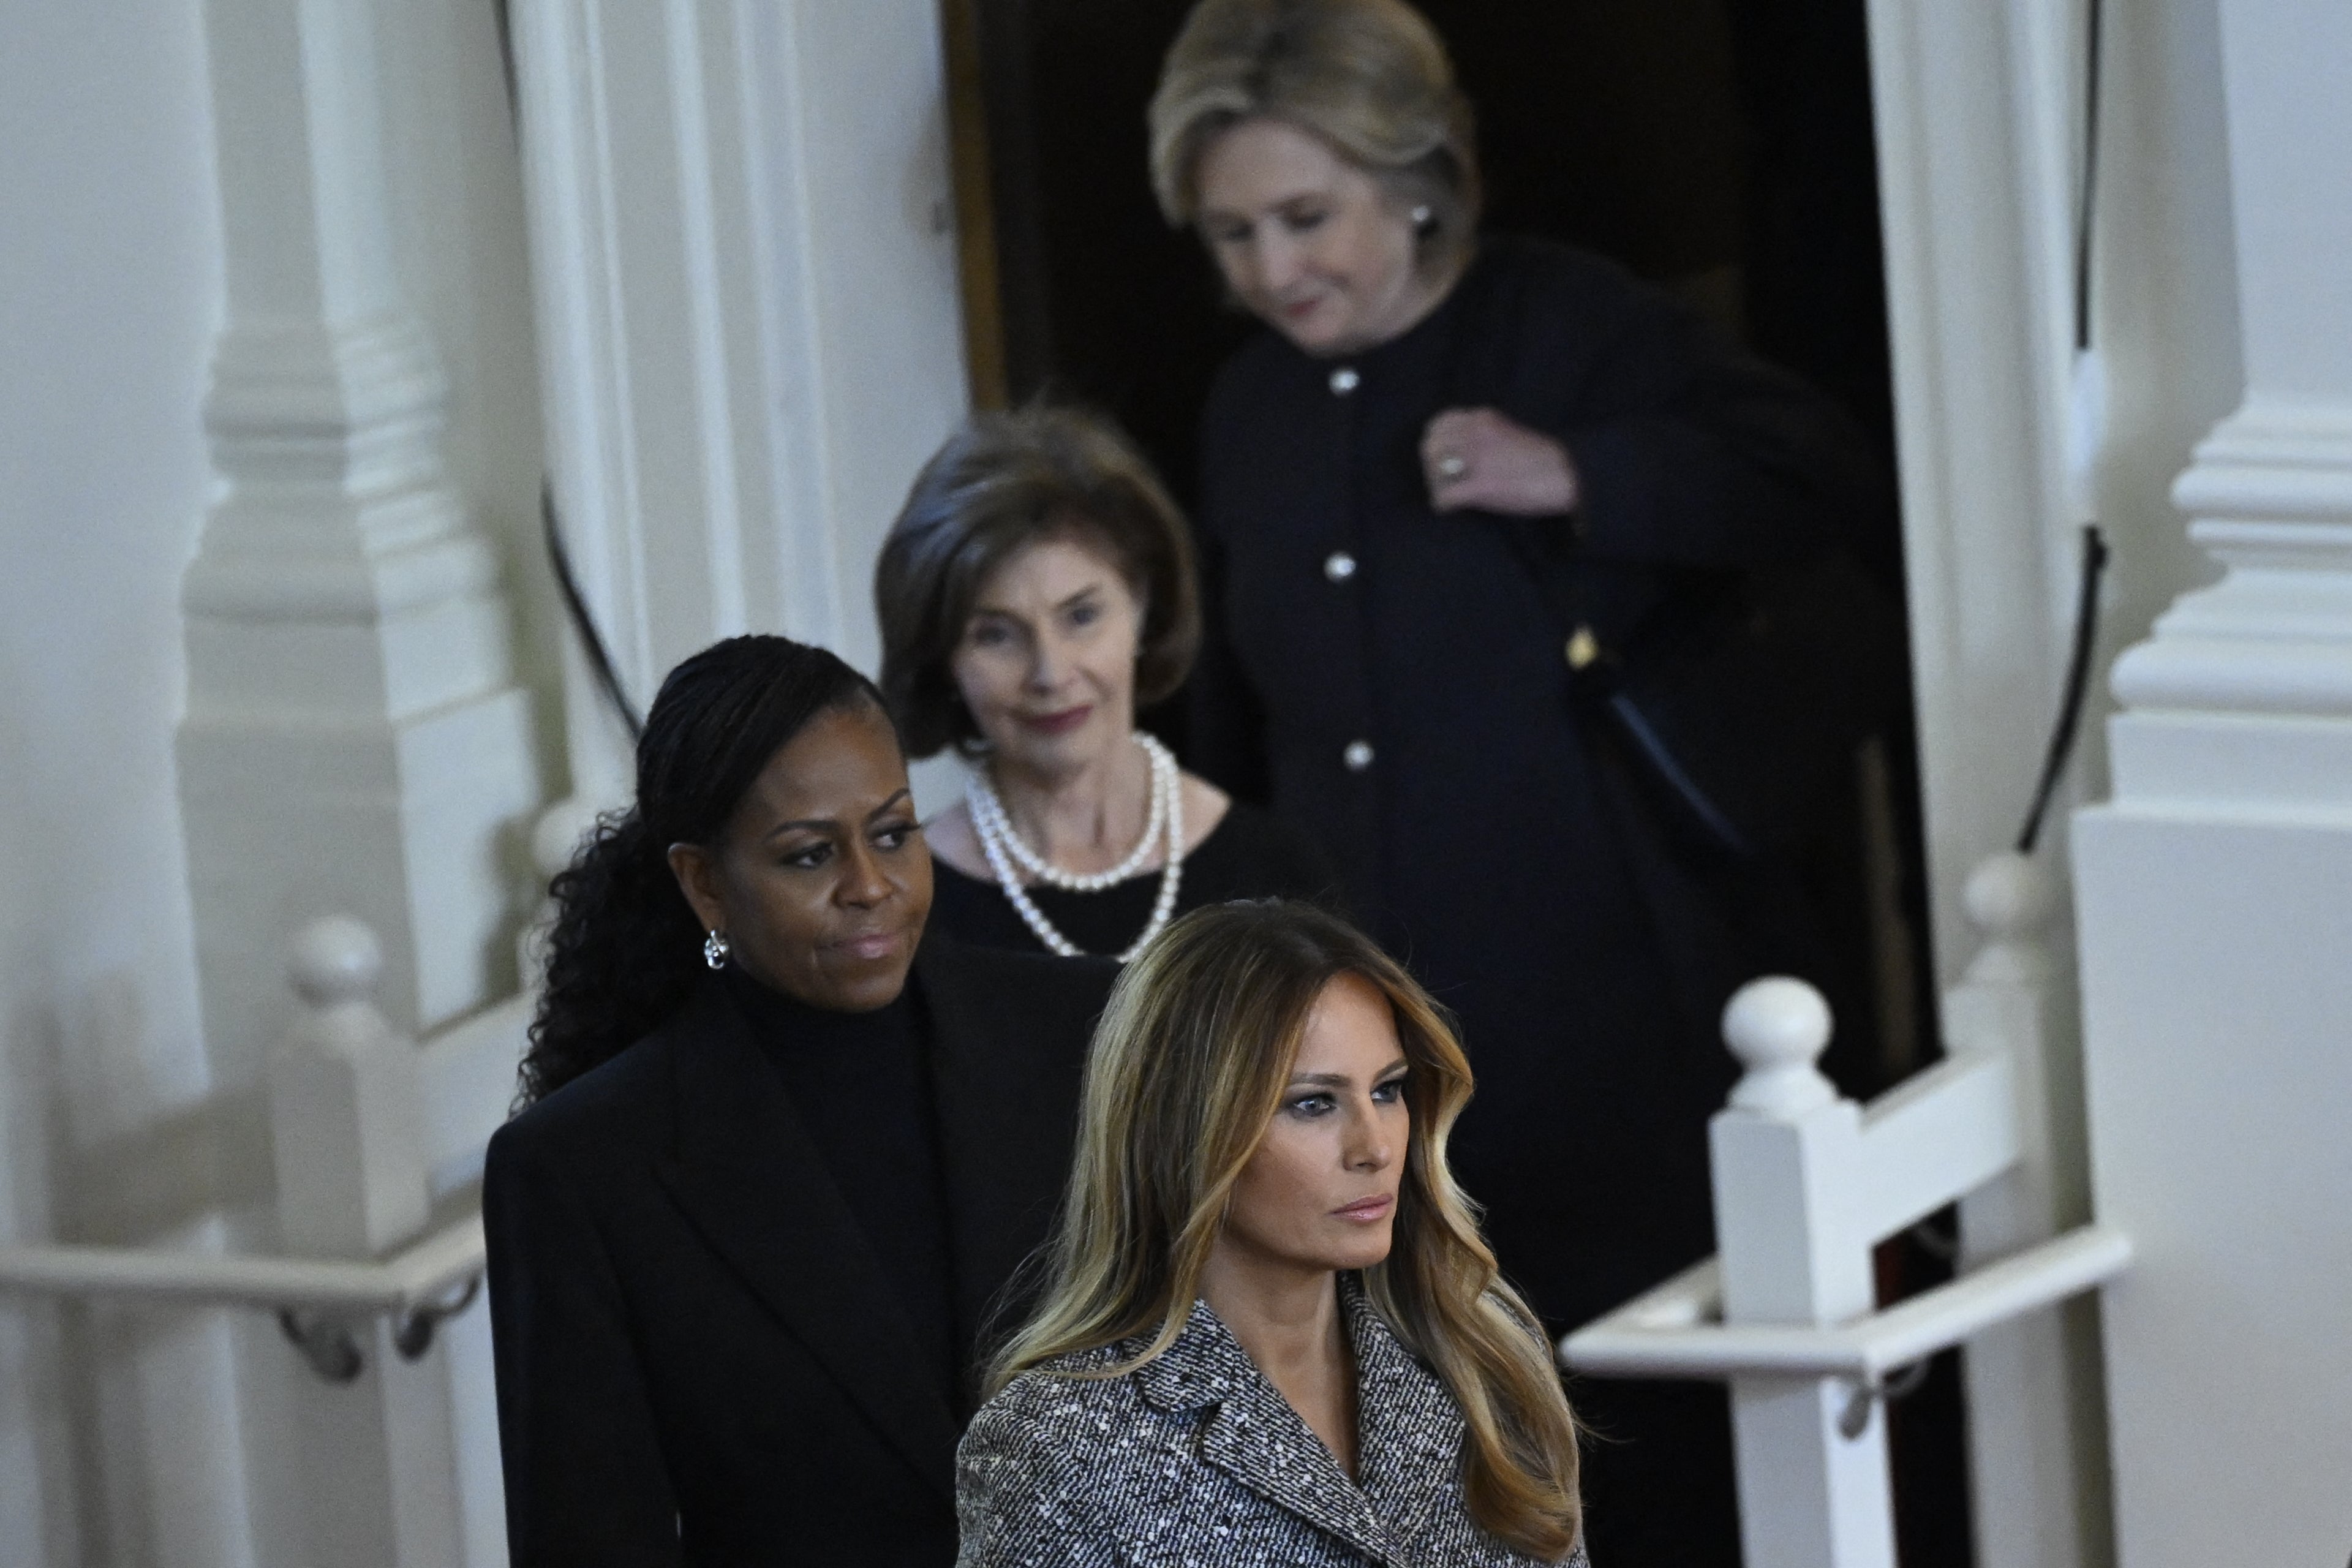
1420,407 -> 1580,516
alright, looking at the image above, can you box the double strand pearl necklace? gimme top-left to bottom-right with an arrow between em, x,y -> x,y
965,733 -> 1185,962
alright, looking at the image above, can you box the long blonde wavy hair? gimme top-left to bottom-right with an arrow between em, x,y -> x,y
987,900 -> 1582,1561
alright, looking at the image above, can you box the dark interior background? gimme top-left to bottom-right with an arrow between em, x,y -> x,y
944,5 -> 1959,1551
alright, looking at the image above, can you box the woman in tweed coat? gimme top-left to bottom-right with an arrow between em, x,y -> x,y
956,902 -> 1589,1566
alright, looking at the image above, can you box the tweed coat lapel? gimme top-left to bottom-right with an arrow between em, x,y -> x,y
1136,1281 -> 1465,1567
652,979 -> 960,1500
1344,1283 -> 1470,1552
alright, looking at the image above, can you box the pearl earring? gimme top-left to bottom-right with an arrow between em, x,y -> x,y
1410,204 -> 1434,230
703,930 -> 731,970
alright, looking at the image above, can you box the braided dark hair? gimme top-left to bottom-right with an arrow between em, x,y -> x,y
518,635 -> 890,1105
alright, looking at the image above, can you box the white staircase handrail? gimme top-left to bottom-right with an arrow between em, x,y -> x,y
1555,851 -> 2124,1567
0,908 -> 535,1384
0,1212 -> 484,1315
1561,1223 -> 2131,1384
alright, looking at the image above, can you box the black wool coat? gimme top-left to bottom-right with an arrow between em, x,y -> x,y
483,938 -> 1115,1567
1191,235 -> 1894,1331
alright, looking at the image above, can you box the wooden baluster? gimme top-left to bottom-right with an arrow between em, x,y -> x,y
274,918 -> 430,1262
1712,977 -> 1897,1568
1951,853 -> 2108,1568
270,918 -> 463,1568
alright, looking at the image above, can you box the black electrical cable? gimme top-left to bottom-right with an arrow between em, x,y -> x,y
2073,0 -> 2106,352
2015,525 -> 2109,854
493,0 -> 517,128
494,9 -> 643,744
543,486 -> 645,743
2013,0 -> 2114,854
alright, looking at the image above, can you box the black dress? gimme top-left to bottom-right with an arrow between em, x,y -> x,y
483,938 -> 1115,1567
927,797 -> 1342,957
1189,235 -> 1893,1568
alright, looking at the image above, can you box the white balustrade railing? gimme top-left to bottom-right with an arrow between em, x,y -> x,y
0,798 -> 589,1567
0,915 -> 517,1381
0,794 -> 592,1376
1561,851 -> 2129,1568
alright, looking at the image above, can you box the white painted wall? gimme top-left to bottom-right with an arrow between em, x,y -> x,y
0,4 -> 246,1565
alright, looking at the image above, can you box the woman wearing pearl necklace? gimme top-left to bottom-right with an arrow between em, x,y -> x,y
878,406 -> 1337,960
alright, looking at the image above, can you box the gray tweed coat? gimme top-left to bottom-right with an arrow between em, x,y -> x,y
955,1281 -> 1589,1567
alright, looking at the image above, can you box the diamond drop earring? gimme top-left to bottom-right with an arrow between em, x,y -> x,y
702,930 -> 731,970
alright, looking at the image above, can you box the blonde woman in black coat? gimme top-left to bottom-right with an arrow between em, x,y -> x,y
956,900 -> 1588,1566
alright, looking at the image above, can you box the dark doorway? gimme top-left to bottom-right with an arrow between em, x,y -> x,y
942,4 -> 1962,1559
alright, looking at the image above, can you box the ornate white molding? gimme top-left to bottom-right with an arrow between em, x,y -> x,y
185,315 -> 507,639
2109,406 -> 2352,721
2107,0 -> 2352,741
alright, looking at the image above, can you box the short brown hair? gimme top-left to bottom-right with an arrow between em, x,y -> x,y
1149,0 -> 1481,275
875,406 -> 1202,759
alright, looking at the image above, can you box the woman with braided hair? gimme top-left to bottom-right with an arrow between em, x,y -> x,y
486,633 -> 1113,1567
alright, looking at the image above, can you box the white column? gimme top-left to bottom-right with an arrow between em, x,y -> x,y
176,0 -> 539,1562
2072,2 -> 2352,1564
1949,856 -> 2108,1568
511,0 -> 970,812
179,0 -> 543,1057
1711,981 -> 1896,1568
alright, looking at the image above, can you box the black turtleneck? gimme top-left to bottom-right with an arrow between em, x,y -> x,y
720,965 -> 959,1403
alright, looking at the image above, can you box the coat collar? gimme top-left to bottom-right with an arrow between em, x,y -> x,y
1133,1277 -> 1467,1567
652,943 -> 1016,1502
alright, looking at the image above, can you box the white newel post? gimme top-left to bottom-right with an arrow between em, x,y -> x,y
268,919 -> 464,1566
1949,855 -> 2108,1568
2072,1 -> 2352,1564
1711,981 -> 1895,1568
177,0 -> 538,1559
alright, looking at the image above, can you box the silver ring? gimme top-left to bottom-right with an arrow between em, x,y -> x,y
1436,454 -> 1468,480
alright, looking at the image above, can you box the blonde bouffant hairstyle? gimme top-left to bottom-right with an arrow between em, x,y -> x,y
989,900 -> 1583,1561
1148,0 -> 1482,277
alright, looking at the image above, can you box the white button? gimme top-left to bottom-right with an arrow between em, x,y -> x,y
1324,551 -> 1357,582
1329,366 -> 1360,395
1343,739 -> 1375,772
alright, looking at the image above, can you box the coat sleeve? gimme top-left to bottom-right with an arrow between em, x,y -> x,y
484,1123 -> 683,1568
953,1393 -> 1123,1568
1536,276 -> 1895,578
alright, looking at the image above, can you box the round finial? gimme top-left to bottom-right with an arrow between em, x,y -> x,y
1722,976 -> 1837,1117
1964,851 -> 2056,940
531,796 -> 603,882
288,916 -> 383,1007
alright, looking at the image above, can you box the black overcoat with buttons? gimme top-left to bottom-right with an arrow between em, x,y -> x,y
1190,235 -> 1894,1335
